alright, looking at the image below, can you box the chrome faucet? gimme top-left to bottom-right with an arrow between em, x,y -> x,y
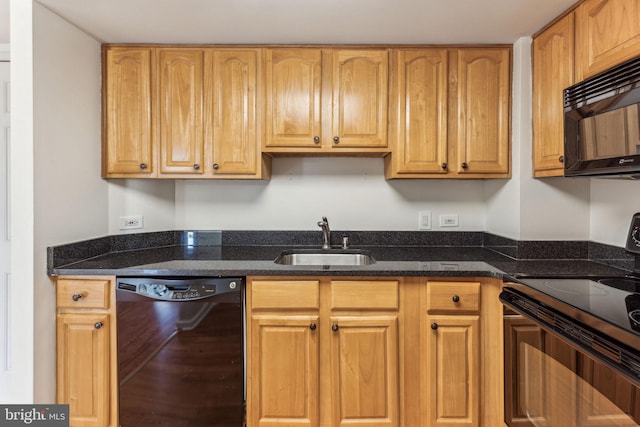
317,216 -> 331,249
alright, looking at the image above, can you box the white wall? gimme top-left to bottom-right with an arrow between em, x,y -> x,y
32,3 -> 106,402
590,178 -> 640,247
174,158 -> 487,231
107,180 -> 175,234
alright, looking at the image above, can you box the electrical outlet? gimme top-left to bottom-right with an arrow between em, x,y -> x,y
439,214 -> 459,227
419,211 -> 432,230
120,215 -> 144,230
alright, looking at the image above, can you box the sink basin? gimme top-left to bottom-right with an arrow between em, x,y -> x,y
274,249 -> 376,266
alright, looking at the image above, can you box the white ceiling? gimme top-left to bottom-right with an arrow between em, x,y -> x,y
32,0 -> 577,45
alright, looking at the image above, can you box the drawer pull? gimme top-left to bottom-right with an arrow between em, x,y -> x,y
309,323 -> 317,331
452,295 -> 460,303
332,324 -> 339,332
94,322 -> 104,329
72,293 -> 83,302
431,322 -> 438,330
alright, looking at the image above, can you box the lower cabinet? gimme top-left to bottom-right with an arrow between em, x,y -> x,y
54,274 -> 504,427
247,276 -> 504,427
247,277 -> 400,427
56,276 -> 118,427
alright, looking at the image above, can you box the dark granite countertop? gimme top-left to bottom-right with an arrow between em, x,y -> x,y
48,230 -> 637,280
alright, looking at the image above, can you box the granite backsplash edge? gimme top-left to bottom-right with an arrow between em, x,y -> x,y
48,230 -> 640,274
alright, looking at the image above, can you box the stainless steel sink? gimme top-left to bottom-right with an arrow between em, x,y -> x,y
274,249 -> 376,266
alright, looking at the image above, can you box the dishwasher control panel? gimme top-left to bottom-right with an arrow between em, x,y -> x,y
116,277 -> 242,301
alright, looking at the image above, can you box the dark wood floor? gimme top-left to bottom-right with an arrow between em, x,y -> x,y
118,301 -> 244,427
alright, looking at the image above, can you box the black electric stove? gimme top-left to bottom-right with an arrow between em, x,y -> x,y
502,213 -> 640,384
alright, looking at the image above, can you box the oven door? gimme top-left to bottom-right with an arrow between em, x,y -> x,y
502,289 -> 640,427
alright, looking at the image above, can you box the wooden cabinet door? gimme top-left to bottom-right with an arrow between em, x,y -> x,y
329,315 -> 399,427
264,48 -> 323,148
331,50 -> 389,149
575,0 -> 640,80
57,313 -> 110,427
388,49 -> 449,175
532,13 -> 575,178
103,47 -> 154,177
425,315 -> 479,427
207,49 -> 260,176
249,315 -> 320,427
504,316 -> 546,427
455,48 -> 510,175
157,49 -> 204,175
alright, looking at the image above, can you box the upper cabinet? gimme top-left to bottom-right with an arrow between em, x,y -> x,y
532,13 -> 575,178
386,47 -> 511,178
532,0 -> 640,178
103,47 -> 154,177
263,48 -> 389,154
104,43 -> 512,180
157,48 -> 205,175
102,45 -> 270,179
575,0 -> 640,80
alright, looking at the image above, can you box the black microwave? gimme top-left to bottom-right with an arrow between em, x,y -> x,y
564,55 -> 640,178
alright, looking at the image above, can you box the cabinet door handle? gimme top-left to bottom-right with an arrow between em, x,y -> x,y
72,293 -> 83,302
139,163 -> 148,170
212,163 -> 219,170
333,136 -> 340,144
461,162 -> 468,169
559,155 -> 564,163
452,295 -> 460,303
441,163 -> 448,170
332,324 -> 339,332
309,323 -> 317,331
431,322 -> 438,330
193,164 -> 200,170
94,322 -> 104,329
313,136 -> 320,144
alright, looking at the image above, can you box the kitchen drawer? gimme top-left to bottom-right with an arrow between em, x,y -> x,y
57,278 -> 111,309
251,280 -> 320,310
426,281 -> 480,314
330,280 -> 399,310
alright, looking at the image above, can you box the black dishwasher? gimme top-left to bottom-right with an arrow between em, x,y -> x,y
116,277 -> 245,427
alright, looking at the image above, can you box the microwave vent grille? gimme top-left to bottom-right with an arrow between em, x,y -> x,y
564,55 -> 640,109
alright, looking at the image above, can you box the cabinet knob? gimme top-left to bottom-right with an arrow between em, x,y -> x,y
333,136 -> 340,144
193,164 -> 200,170
559,155 -> 564,163
139,163 -> 148,170
431,322 -> 438,330
313,136 -> 320,144
212,163 -> 219,170
309,323 -> 317,331
452,295 -> 460,303
441,163 -> 448,170
72,293 -> 83,302
461,162 -> 468,169
332,324 -> 339,332
94,322 -> 104,329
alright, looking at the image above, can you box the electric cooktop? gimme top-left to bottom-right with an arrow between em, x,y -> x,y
510,213 -> 640,351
